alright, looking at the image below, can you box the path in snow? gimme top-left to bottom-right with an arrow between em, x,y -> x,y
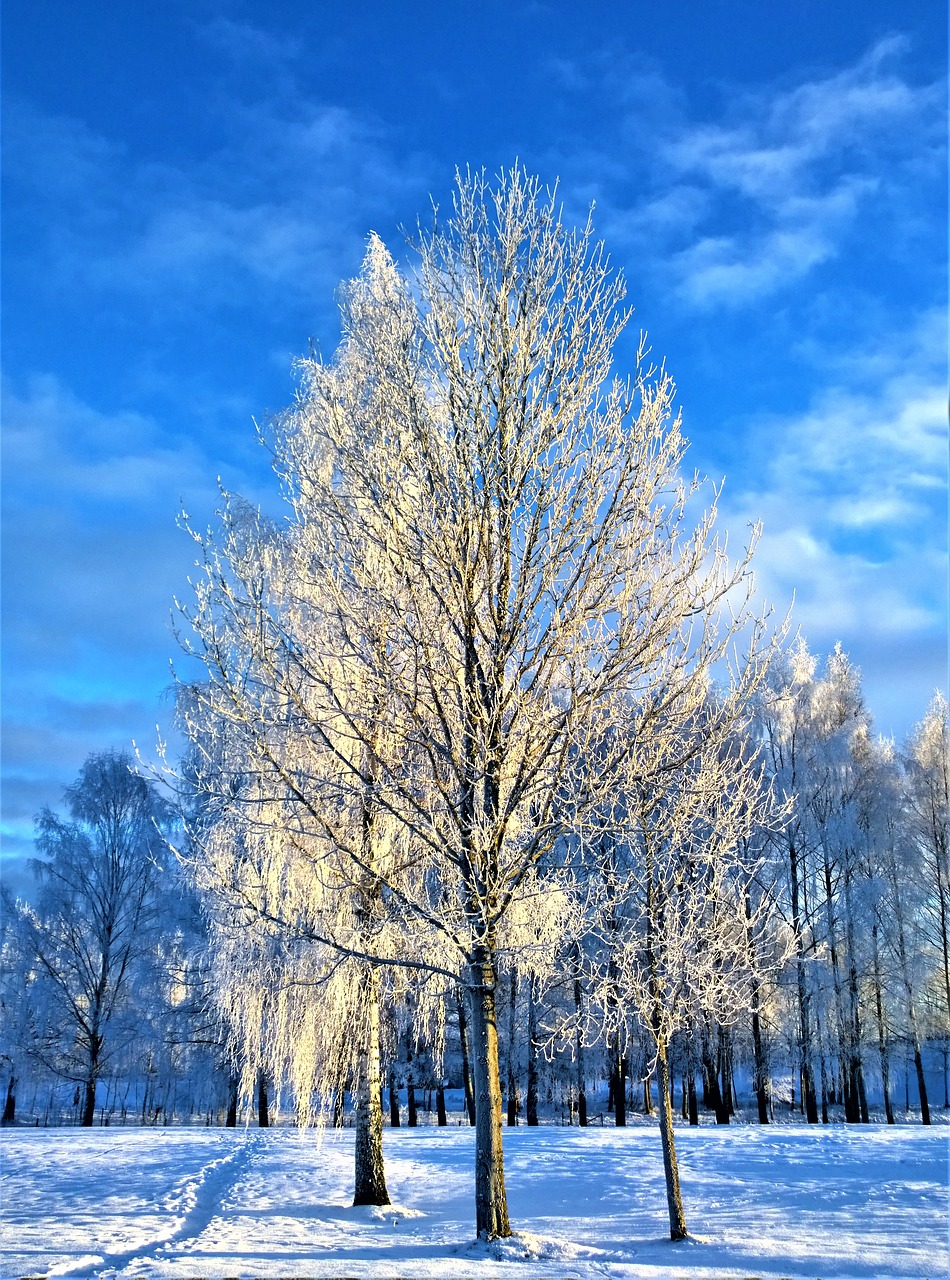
1,1122 -> 946,1280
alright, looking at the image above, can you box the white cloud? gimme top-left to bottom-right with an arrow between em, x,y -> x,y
570,35 -> 943,310
3,92 -> 433,315
718,309 -> 947,734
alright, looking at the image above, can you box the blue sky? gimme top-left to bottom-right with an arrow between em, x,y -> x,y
2,1 -> 946,876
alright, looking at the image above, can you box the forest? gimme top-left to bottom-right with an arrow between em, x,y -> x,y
1,172 -> 946,1247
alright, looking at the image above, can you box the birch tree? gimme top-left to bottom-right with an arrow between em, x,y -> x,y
178,167 -> 771,1239
583,698 -> 780,1239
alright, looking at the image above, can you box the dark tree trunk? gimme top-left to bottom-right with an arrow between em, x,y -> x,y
257,1072 -> 269,1128
81,1077 -> 96,1128
573,974 -> 587,1127
526,973 -> 539,1126
913,1045 -> 932,1125
789,839 -> 819,1123
751,996 -> 770,1124
225,1073 -> 238,1127
2,1075 -> 16,1126
701,1031 -> 728,1124
456,988 -> 476,1126
388,1070 -> 400,1127
506,968 -> 519,1126
717,1026 -> 733,1122
436,1084 -> 447,1126
610,1038 -> 627,1127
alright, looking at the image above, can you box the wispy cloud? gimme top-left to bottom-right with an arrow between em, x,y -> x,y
3,86 -> 432,318
0,375 -> 224,852
554,35 -> 944,310
720,308 -> 947,734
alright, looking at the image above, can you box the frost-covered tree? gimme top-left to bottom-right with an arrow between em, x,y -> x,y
12,751 -> 173,1126
582,697 -> 780,1239
178,167 -> 770,1239
905,693 -> 950,1034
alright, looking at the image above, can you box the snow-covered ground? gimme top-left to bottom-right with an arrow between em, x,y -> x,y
1,1123 -> 946,1280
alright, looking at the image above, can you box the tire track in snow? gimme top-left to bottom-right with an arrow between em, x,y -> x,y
46,1132 -> 262,1278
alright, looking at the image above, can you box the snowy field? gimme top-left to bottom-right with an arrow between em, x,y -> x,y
1,1123 -> 946,1280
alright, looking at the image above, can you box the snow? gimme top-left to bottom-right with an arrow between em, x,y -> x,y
1,1123 -> 946,1280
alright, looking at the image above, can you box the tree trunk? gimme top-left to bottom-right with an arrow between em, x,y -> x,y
81,1076 -> 96,1128
2,1075 -> 16,1126
257,1071 -> 269,1128
352,968 -> 390,1205
456,988 -> 476,1125
467,956 -> 511,1239
225,1073 -> 238,1127
912,1040 -> 932,1125
751,993 -> 769,1124
610,1037 -> 627,1127
869,920 -> 894,1121
656,1040 -> 688,1240
526,974 -> 539,1126
388,1070 -> 400,1127
573,974 -> 587,1127
506,968 -> 519,1126
436,1084 -> 447,1126
716,1026 -> 732,1123
789,839 -> 819,1123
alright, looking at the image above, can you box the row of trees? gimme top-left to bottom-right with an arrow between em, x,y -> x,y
2,674 -> 946,1231
2,171 -> 947,1246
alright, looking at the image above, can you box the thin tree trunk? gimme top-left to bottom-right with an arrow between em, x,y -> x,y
573,974 -> 587,1127
789,839 -> 819,1122
506,968 -> 519,1126
388,1069 -> 400,1127
81,1077 -> 96,1128
656,1039 -> 688,1240
2,1075 -> 16,1126
353,969 -> 390,1206
257,1071 -> 269,1128
526,973 -> 539,1126
456,988 -> 476,1126
467,952 -> 511,1239
436,1084 -> 447,1126
225,1072 -> 238,1127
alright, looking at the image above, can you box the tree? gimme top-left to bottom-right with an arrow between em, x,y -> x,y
905,694 -> 950,1037
178,167 -> 770,1239
14,751 -> 172,1126
582,699 -> 779,1239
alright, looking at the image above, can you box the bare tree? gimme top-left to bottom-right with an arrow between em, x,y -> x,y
14,751 -> 172,1126
583,698 -> 781,1239
178,167 -> 770,1239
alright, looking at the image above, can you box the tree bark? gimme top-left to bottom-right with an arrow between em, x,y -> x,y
573,974 -> 587,1127
256,1071 -> 269,1128
2,1075 -> 15,1126
656,1040 -> 688,1240
81,1076 -> 97,1128
506,968 -> 519,1126
467,956 -> 511,1239
225,1072 -> 238,1127
456,988 -> 476,1126
353,969 -> 390,1206
526,974 -> 539,1126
